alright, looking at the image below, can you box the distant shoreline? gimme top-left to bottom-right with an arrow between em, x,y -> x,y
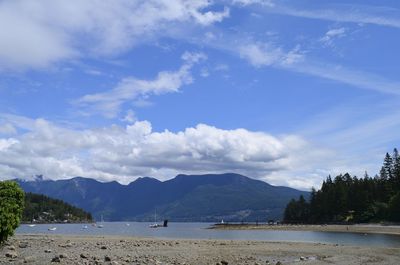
21,221 -> 92,225
210,223 -> 400,236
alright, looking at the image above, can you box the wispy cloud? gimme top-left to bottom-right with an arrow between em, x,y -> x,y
75,52 -> 207,118
232,0 -> 275,7
292,99 -> 400,183
284,59 -> 400,96
236,40 -> 400,96
238,42 -> 305,67
320,27 -> 347,46
260,4 -> 400,29
239,43 -> 287,67
0,123 -> 17,135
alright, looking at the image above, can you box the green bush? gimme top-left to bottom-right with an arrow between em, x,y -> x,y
0,181 -> 25,244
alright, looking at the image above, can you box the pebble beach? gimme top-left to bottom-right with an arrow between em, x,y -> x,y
1,234 -> 400,265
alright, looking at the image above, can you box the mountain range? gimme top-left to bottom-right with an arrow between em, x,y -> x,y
17,173 -> 308,222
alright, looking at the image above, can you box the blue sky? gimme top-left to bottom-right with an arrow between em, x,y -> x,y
0,0 -> 399,190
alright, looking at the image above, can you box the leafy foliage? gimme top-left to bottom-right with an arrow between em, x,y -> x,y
23,192 -> 92,223
284,148 -> 400,224
0,181 -> 25,244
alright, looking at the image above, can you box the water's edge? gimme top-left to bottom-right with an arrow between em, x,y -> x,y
16,222 -> 400,248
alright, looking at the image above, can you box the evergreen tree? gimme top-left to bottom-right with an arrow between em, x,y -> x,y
388,192 -> 400,222
380,166 -> 388,180
393,148 -> 400,190
283,147 -> 400,224
383,152 -> 393,180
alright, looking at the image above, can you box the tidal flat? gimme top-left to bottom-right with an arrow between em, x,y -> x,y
211,224 -> 400,235
1,234 -> 400,265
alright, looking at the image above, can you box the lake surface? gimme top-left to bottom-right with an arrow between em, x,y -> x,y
16,222 -> 400,248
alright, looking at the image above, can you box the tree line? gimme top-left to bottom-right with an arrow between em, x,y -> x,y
23,192 -> 93,223
284,148 -> 400,223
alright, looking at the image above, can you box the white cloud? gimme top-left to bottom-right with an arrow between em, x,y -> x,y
320,27 -> 347,46
285,60 -> 400,96
0,0 -> 229,71
76,52 -> 207,117
122,110 -> 137,123
239,43 -> 281,67
237,42 -> 400,96
0,123 -> 17,135
0,114 -> 322,189
239,42 -> 303,67
232,0 -> 275,7
259,4 -> 400,29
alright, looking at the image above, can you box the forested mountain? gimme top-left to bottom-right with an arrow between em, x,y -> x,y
284,148 -> 400,223
17,173 -> 308,222
23,192 -> 92,223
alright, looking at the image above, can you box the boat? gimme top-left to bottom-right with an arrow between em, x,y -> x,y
48,227 -> 57,231
97,215 -> 104,228
149,209 -> 161,228
82,225 -> 88,229
28,216 -> 36,227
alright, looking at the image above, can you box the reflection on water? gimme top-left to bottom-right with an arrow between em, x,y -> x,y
16,222 -> 400,248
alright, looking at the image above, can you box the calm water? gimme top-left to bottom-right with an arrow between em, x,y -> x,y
16,222 -> 400,248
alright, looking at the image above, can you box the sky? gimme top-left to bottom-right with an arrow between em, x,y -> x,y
0,0 -> 399,190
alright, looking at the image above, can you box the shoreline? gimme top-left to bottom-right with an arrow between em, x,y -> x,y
210,224 -> 400,236
1,234 -> 400,264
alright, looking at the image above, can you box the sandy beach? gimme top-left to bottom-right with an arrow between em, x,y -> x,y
210,224 -> 400,235
1,234 -> 399,265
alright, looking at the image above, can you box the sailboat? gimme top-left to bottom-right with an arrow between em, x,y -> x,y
149,209 -> 161,228
28,216 -> 36,227
97,215 -> 104,228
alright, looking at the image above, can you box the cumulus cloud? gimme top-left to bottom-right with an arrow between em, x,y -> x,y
75,52 -> 207,117
0,0 -> 229,71
0,114 -> 318,188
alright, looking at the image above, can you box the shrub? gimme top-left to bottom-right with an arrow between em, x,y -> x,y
0,181 -> 25,244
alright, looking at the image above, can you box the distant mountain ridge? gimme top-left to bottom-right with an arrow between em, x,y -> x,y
17,173 -> 308,222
